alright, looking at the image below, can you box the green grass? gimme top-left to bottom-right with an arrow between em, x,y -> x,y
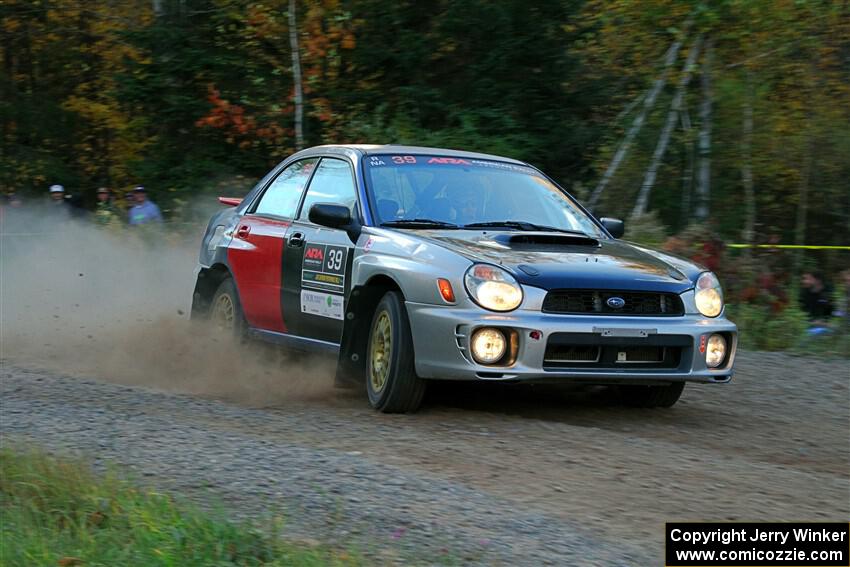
0,448 -> 361,566
727,303 -> 850,357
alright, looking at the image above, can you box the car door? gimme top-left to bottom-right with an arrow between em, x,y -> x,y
227,158 -> 318,332
281,157 -> 359,343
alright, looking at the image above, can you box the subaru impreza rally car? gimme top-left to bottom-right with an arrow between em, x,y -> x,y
191,145 -> 737,413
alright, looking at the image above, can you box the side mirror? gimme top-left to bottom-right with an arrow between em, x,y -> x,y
309,203 -> 361,243
309,203 -> 352,229
600,217 -> 624,239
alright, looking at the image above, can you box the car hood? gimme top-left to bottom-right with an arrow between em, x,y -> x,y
413,230 -> 702,293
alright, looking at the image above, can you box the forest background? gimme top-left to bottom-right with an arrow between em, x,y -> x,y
2,0 -> 849,351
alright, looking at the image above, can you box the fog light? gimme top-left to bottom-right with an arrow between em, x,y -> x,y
705,334 -> 727,368
470,328 -> 507,364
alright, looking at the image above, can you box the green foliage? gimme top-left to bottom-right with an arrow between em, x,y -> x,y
727,302 -> 849,357
1,0 -> 848,258
791,328 -> 850,359
0,448 -> 361,566
623,211 -> 668,247
726,302 -> 809,351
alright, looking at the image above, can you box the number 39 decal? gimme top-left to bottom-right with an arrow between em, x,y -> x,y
326,248 -> 344,271
391,155 -> 417,164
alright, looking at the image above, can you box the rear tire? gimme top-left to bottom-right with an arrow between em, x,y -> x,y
619,382 -> 685,408
365,291 -> 426,413
209,278 -> 247,338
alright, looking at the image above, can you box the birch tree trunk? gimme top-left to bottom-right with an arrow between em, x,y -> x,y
794,112 -> 815,277
289,0 -> 304,150
740,72 -> 756,252
586,18 -> 694,211
695,38 -> 714,221
793,59 -> 821,276
680,104 -> 694,222
631,36 -> 702,219
794,141 -> 812,277
615,91 -> 646,123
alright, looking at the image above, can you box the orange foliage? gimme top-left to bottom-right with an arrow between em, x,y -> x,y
196,85 -> 289,150
196,85 -> 256,135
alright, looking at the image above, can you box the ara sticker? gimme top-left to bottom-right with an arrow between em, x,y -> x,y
301,290 -> 344,320
302,243 -> 347,293
363,237 -> 374,252
427,157 -> 470,165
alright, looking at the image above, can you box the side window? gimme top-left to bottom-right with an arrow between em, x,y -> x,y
298,158 -> 357,221
254,158 -> 318,218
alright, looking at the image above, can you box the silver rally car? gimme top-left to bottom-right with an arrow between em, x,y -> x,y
192,145 -> 737,413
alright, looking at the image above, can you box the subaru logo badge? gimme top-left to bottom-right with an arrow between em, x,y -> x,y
606,296 -> 626,309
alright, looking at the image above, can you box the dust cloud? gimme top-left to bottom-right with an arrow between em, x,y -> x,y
0,205 -> 338,405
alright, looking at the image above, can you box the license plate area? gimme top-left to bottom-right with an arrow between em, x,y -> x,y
615,346 -> 665,364
593,327 -> 657,338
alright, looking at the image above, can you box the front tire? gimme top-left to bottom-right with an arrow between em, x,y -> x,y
209,278 -> 247,338
365,291 -> 426,413
619,382 -> 685,408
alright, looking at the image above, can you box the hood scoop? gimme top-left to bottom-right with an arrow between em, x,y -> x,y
489,231 -> 599,249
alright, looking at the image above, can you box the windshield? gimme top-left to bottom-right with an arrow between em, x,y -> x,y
364,154 -> 604,237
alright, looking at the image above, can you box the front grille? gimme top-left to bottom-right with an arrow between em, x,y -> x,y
542,290 -> 684,316
544,344 -> 600,363
542,333 -> 691,370
543,344 -> 679,369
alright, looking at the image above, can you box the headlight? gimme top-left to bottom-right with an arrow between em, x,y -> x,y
694,272 -> 723,317
464,264 -> 523,312
470,328 -> 507,364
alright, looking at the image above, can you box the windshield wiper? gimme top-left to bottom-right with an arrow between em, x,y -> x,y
380,219 -> 459,229
462,221 -> 591,236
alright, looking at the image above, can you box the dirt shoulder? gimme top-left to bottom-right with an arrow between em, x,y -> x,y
2,351 -> 848,565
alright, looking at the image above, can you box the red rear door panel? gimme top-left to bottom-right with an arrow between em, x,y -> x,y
227,216 -> 289,332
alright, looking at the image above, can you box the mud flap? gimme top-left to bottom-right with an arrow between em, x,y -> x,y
334,285 -> 386,388
190,269 -> 217,320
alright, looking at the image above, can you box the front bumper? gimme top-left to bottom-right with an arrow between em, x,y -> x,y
405,302 -> 737,384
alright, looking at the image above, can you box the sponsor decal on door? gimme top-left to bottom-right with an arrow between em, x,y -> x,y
300,290 -> 344,320
302,243 -> 347,293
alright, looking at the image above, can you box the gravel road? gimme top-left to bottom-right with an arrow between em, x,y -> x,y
2,351 -> 848,566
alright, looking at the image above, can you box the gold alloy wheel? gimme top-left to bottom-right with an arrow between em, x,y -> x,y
211,293 -> 235,330
369,310 -> 392,393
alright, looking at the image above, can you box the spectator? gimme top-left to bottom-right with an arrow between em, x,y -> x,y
2,193 -> 23,228
799,270 -> 833,322
128,186 -> 163,226
94,186 -> 120,226
49,184 -> 67,205
47,184 -> 72,219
